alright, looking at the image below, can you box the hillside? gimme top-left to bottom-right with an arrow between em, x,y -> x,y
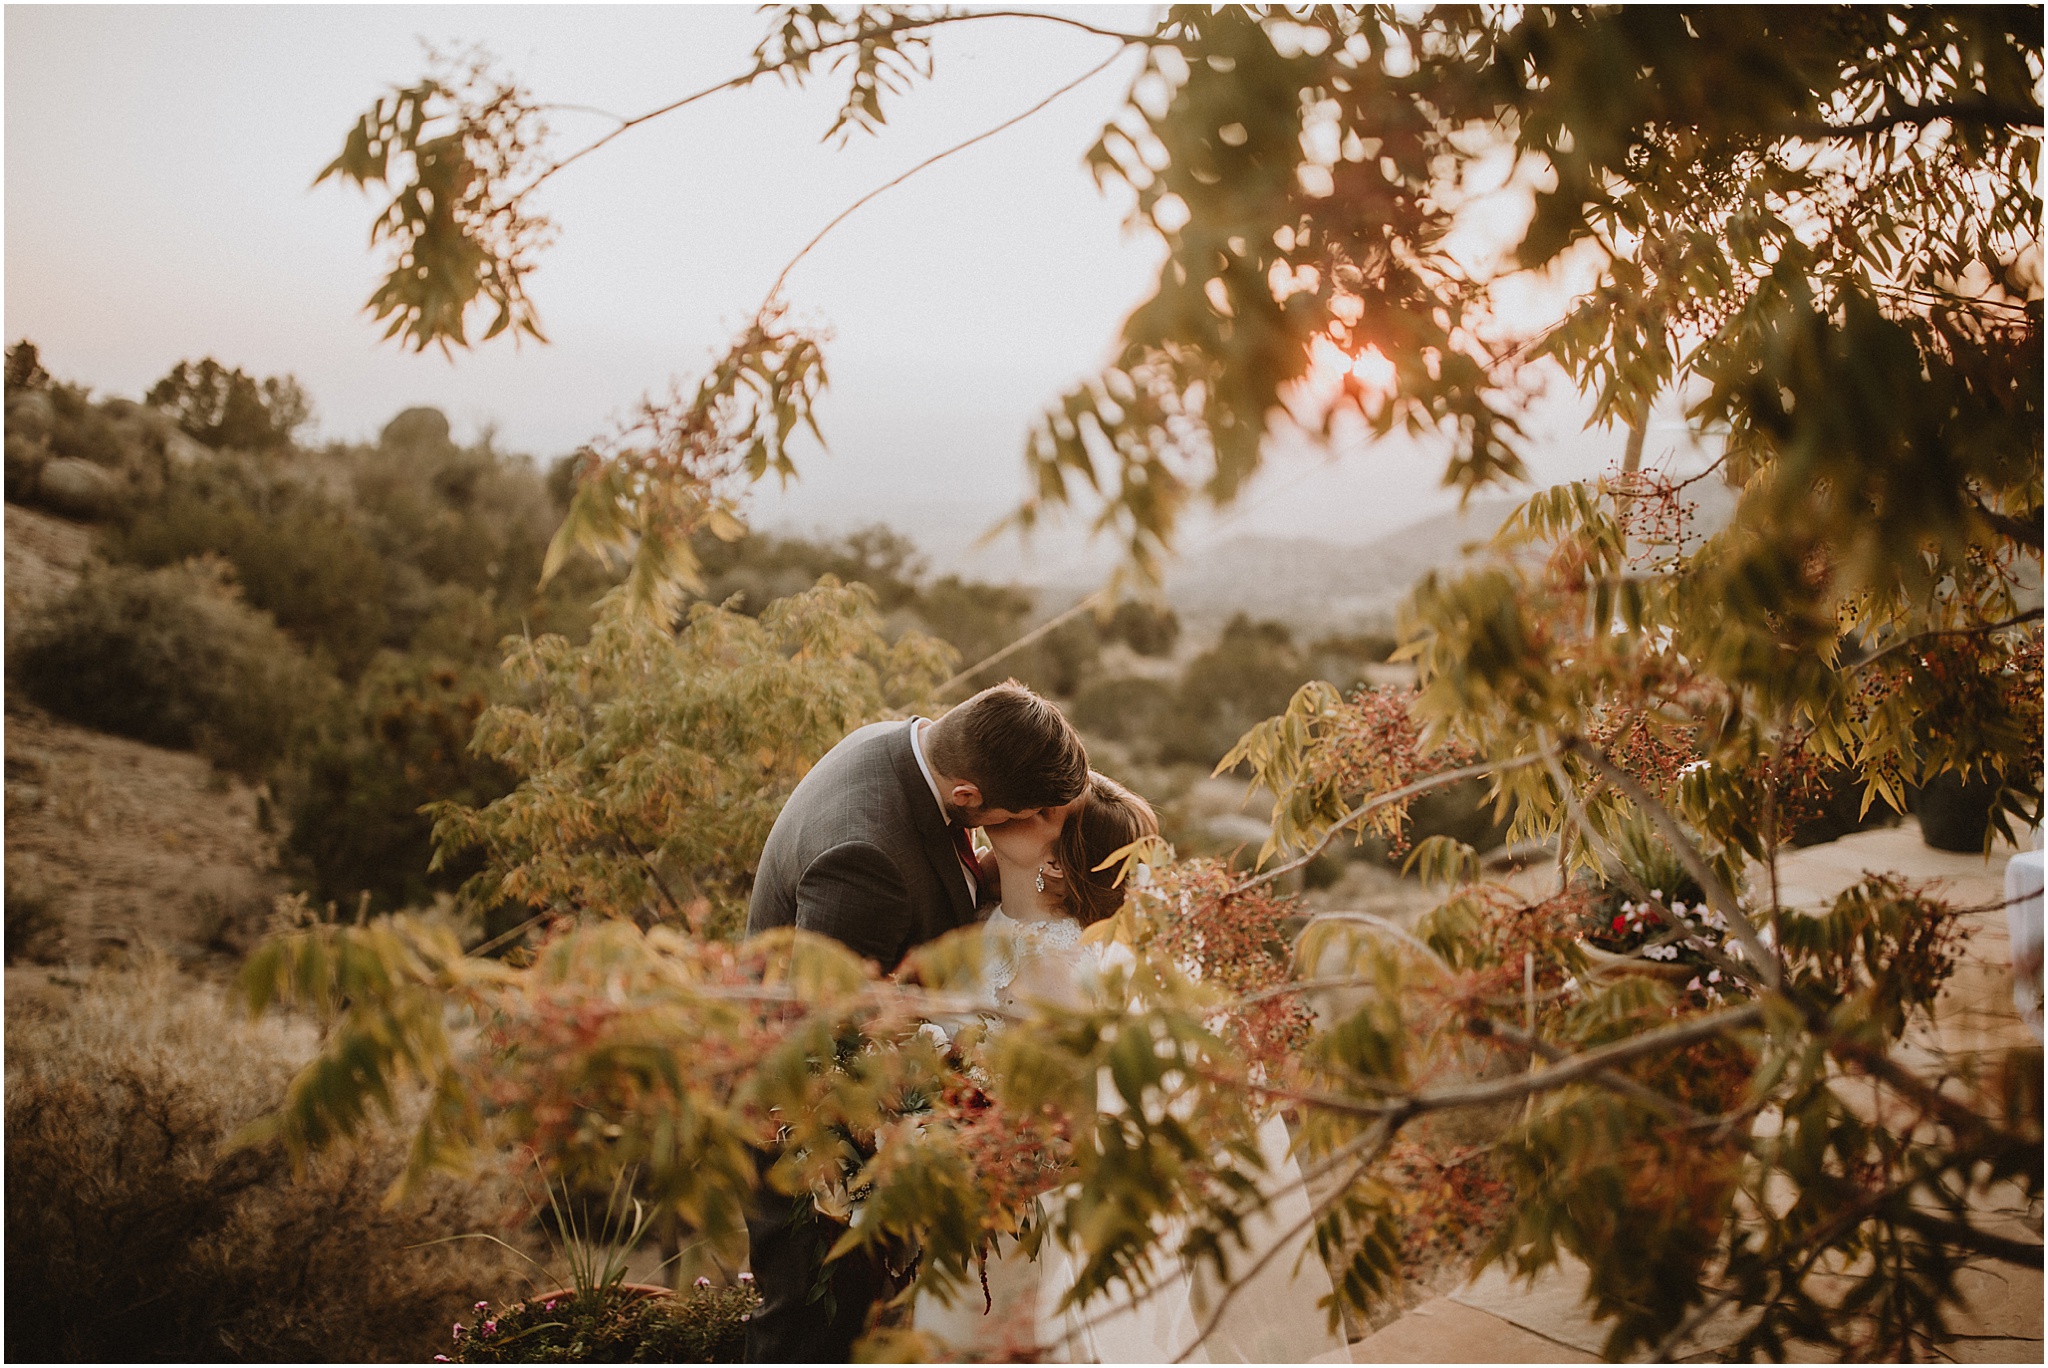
4,504 -> 288,973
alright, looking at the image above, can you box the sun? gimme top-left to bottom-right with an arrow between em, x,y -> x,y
1295,334 -> 1399,421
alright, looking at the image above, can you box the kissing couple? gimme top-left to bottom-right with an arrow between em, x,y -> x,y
741,680 -> 1156,1361
743,681 -> 1352,1363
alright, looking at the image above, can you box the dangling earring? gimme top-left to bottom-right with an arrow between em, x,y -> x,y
1035,865 -> 1047,894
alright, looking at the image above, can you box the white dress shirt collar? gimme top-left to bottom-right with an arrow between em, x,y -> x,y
909,717 -> 976,899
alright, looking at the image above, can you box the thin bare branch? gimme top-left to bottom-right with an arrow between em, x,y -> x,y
523,11 -> 1159,199
1229,751 -> 1553,896
935,591 -> 1110,698
1171,1125 -> 1396,1362
764,49 -> 1127,301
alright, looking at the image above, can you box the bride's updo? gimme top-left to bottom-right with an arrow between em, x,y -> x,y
1053,772 -> 1159,927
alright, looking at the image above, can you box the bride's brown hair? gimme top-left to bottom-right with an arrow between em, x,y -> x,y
1053,773 -> 1158,927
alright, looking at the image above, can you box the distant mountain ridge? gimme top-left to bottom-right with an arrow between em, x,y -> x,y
1150,474 -> 1742,635
1158,497 -> 1524,634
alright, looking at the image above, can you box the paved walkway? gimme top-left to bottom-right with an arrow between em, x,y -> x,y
1339,819 -> 2044,1364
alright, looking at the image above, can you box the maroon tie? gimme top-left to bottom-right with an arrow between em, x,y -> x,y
950,825 -> 979,881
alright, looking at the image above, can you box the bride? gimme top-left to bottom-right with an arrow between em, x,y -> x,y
916,772 -> 1351,1364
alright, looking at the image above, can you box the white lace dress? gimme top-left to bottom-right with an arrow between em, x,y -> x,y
915,909 -> 1352,1363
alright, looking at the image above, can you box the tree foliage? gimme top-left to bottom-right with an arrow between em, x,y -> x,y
430,580 -> 954,941
146,358 -> 312,452
261,7 -> 2047,1360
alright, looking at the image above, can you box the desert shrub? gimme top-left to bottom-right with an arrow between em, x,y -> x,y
4,860 -> 62,964
6,338 -> 51,391
286,655 -> 514,915
1912,769 -> 2005,853
112,469 -> 392,676
1106,597 -> 1182,656
1071,675 -> 1179,758
1165,614 -> 1309,765
913,573 -> 1036,675
689,522 -> 926,616
5,956 -> 522,1363
1339,777 -> 1515,871
10,560 -> 335,775
450,1285 -> 760,1363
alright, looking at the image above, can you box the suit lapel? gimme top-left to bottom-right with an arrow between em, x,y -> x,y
887,720 -> 976,927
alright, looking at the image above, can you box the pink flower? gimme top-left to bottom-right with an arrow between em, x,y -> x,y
738,1271 -> 754,1283
542,1300 -> 557,1312
481,1320 -> 497,1337
695,1276 -> 711,1288
452,1324 -> 464,1341
434,1357 -> 450,1364
473,1301 -> 489,1314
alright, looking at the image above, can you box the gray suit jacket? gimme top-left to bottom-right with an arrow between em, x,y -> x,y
746,719 -> 976,970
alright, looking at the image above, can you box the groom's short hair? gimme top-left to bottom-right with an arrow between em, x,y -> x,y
927,680 -> 1088,813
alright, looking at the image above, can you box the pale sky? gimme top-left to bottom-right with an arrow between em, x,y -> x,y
4,5 -> 1665,581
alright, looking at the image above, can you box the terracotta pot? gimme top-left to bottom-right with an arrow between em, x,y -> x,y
523,1281 -> 672,1308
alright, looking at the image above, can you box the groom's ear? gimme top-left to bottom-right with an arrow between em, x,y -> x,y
948,781 -> 983,811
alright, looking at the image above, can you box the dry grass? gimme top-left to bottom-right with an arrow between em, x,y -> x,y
6,953 -> 525,1362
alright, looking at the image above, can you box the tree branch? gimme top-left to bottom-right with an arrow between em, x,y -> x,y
763,49 -> 1128,302
1850,608 -> 2044,674
1890,1208 -> 2045,1269
1786,98 -> 2045,140
935,591 -> 1109,697
1229,751 -> 1553,896
1973,499 -> 2048,551
1170,1126 -> 1395,1363
612,823 -> 690,922
1409,1002 -> 1763,1115
1464,1016 -> 1707,1125
524,10 -> 1159,200
1200,1002 -> 1763,1121
1560,736 -> 1781,989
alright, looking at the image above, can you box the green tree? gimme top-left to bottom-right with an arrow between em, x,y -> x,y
146,358 -> 311,452
428,579 -> 954,941
250,9 -> 2041,1361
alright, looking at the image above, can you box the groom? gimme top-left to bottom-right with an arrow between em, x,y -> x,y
742,679 -> 1089,1362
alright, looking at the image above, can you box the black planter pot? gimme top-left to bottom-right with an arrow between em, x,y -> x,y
1913,771 -> 2001,853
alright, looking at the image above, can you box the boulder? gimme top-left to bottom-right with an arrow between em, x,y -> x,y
163,430 -> 213,466
380,406 -> 453,451
5,390 -> 54,442
34,457 -> 121,519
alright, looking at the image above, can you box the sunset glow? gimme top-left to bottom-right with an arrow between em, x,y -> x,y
1299,334 -> 1400,420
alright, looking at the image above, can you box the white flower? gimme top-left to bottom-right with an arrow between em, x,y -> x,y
1707,969 -> 1722,983
1686,976 -> 1703,991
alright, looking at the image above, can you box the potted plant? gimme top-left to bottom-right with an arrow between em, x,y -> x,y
436,1161 -> 761,1363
